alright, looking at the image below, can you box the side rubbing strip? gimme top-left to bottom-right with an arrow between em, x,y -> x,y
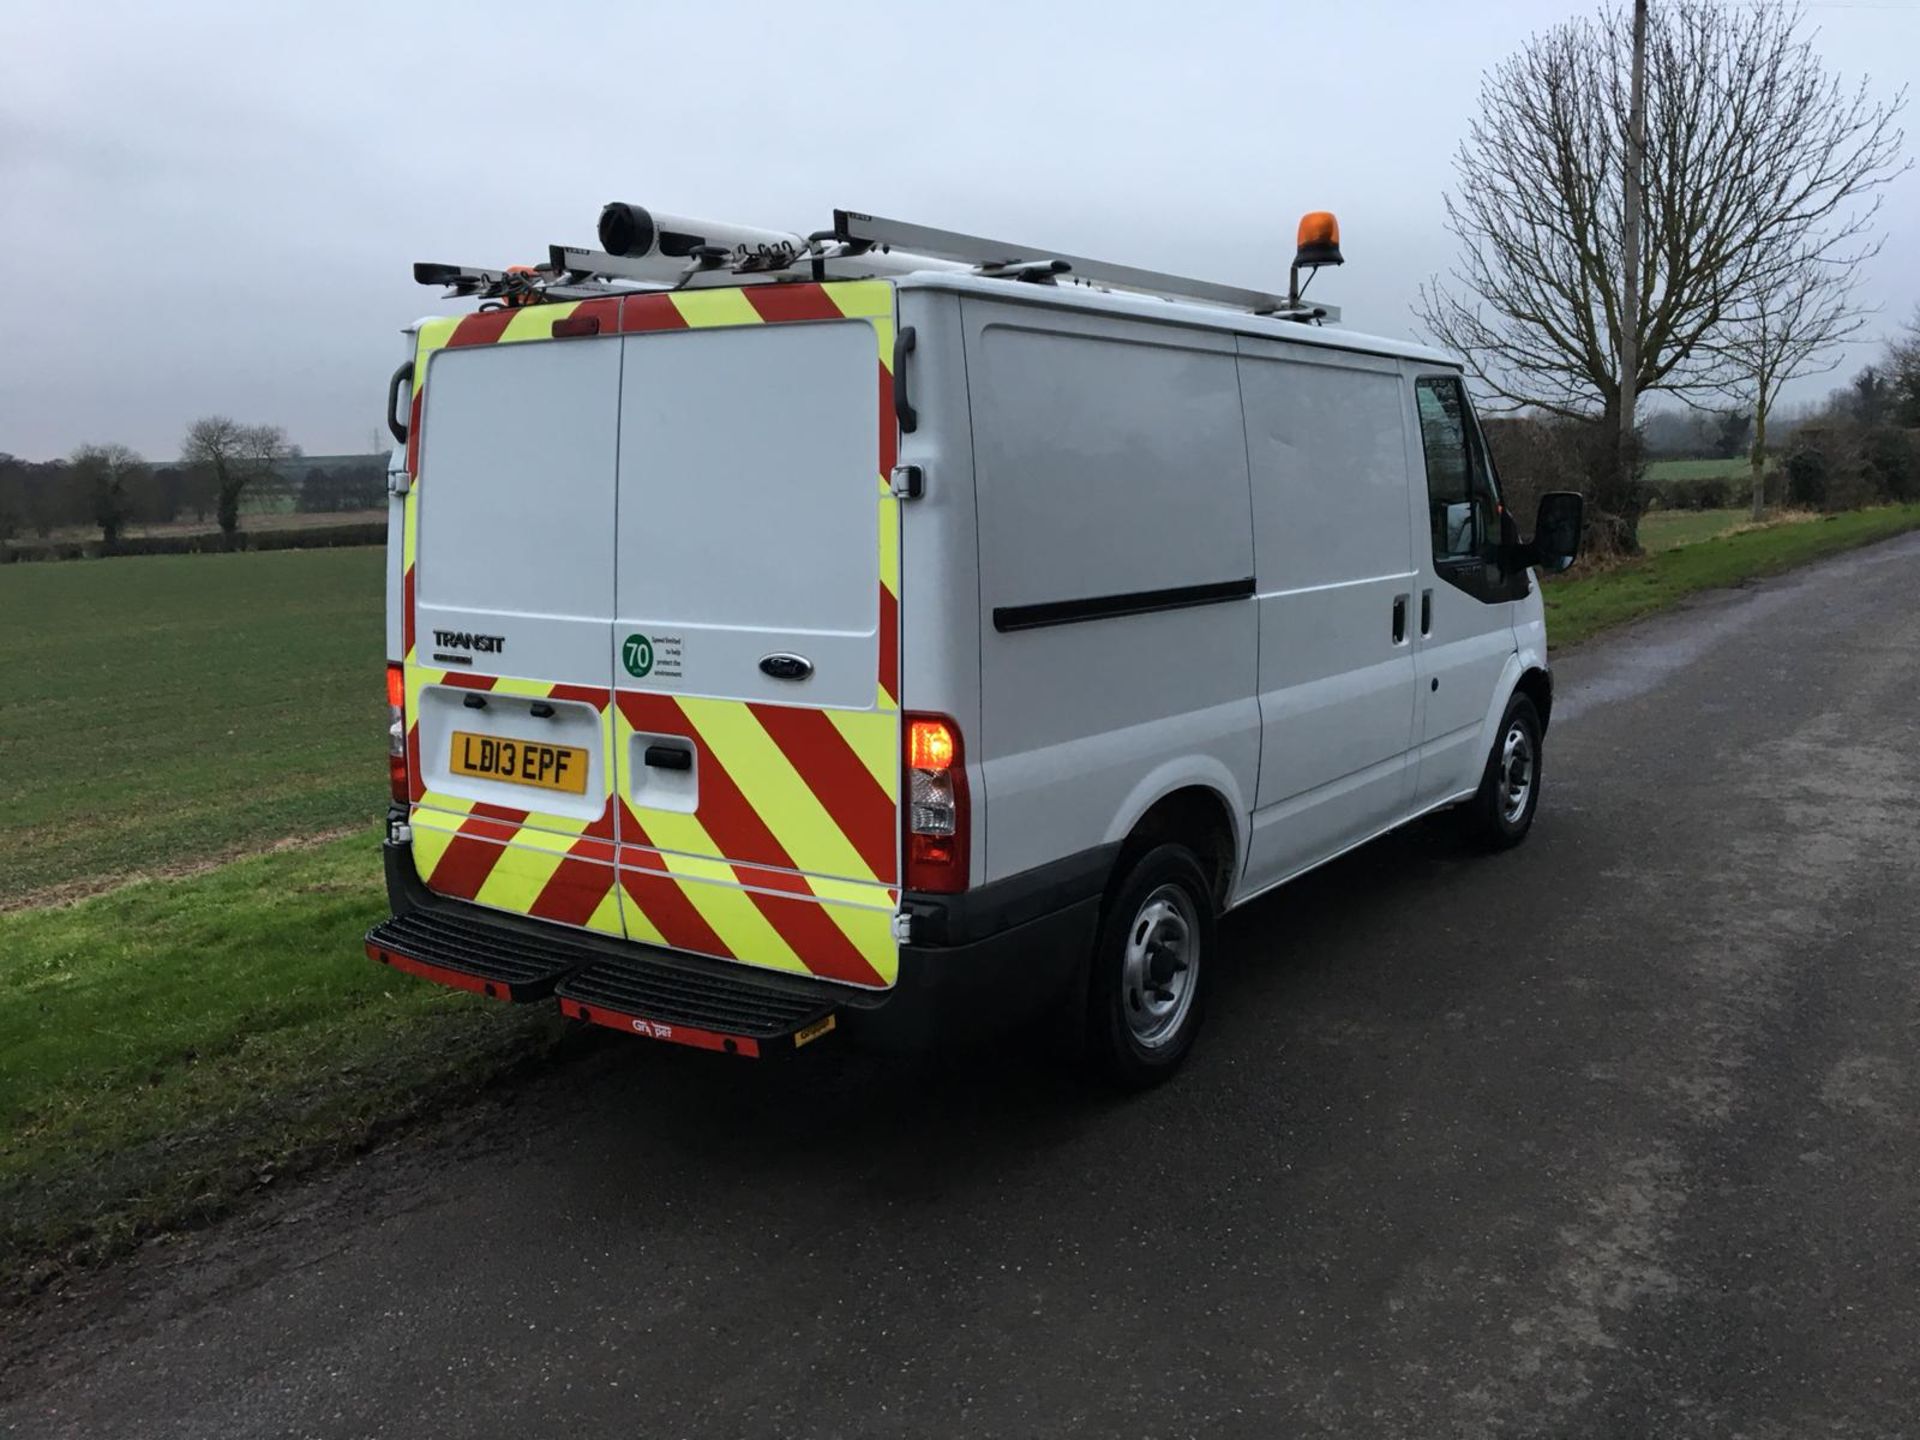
993,577 -> 1256,634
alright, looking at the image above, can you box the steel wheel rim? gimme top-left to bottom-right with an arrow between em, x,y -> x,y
1121,884 -> 1199,1049
1499,722 -> 1535,824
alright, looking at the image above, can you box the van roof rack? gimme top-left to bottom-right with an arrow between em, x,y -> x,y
830,211 -> 1335,321
416,205 -> 1340,324
411,261 -> 632,306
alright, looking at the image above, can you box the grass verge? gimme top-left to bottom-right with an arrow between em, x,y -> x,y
0,832 -> 566,1293
1544,503 -> 1920,647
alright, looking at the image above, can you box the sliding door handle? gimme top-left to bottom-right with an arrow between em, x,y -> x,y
1391,594 -> 1408,645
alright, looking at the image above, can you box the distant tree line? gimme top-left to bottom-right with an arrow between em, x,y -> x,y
1487,310 -> 1920,522
0,417 -> 387,552
1641,409 -> 1757,462
1777,316 -> 1920,511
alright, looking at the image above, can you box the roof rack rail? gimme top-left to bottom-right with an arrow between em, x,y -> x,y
829,210 -> 1336,321
414,203 -> 1342,323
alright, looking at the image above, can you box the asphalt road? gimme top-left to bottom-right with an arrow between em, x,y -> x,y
6,533 -> 1918,1439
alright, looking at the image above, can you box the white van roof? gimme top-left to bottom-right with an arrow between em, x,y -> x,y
417,203 -> 1463,372
893,269 -> 1460,369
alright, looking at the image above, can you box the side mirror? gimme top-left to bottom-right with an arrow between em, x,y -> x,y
1528,491 -> 1584,574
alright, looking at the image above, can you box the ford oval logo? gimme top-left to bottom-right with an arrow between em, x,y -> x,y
759,652 -> 814,681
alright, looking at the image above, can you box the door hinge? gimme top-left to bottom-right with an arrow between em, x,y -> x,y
388,819 -> 413,846
890,464 -> 925,501
892,911 -> 914,944
387,469 -> 412,497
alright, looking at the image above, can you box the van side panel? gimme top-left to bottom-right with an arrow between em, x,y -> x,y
1235,339 -> 1420,894
961,299 -> 1260,885
894,289 -> 988,886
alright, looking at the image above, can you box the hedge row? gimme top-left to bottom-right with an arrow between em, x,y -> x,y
1,522 -> 387,564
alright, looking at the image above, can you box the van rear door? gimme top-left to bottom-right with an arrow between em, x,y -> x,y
404,305 -> 625,938
610,285 -> 903,990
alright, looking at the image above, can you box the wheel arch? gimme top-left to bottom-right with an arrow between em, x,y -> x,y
1106,781 -> 1241,911
1515,665 -> 1553,733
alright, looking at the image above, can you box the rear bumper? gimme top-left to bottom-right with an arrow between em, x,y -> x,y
376,834 -> 1102,1055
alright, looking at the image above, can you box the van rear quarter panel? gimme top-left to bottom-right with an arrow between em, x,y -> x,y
895,291 -> 988,884
959,298 -> 1260,885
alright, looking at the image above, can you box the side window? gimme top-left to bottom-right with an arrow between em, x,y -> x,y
1415,376 -> 1501,566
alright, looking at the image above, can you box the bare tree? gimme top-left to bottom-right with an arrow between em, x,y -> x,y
70,442 -> 146,549
1417,0 -> 1906,548
1713,251 -> 1868,520
182,417 -> 296,545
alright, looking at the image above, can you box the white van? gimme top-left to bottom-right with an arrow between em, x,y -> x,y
367,207 -> 1582,1085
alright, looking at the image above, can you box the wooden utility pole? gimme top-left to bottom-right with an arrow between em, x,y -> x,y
1618,0 -> 1649,503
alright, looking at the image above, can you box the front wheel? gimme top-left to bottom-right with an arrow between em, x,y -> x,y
1458,693 -> 1543,850
1086,843 -> 1215,1088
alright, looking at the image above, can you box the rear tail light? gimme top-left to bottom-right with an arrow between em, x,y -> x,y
386,662 -> 408,803
904,714 -> 968,893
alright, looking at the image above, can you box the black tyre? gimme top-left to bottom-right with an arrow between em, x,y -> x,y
1458,692 -> 1543,851
1086,843 -> 1215,1088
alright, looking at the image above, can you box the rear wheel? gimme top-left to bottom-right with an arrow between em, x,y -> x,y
1086,843 -> 1214,1088
1458,692 -> 1543,850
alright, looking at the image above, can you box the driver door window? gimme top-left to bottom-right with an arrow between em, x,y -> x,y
1415,376 -> 1520,602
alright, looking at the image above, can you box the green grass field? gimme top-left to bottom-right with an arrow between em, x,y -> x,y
1647,457 -> 1752,483
1637,506 -> 1749,551
0,548 -> 386,905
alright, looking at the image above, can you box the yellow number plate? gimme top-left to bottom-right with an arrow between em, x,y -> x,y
449,731 -> 590,795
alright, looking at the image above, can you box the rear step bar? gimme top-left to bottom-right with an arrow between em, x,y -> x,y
558,959 -> 836,1059
366,909 -> 579,1003
366,905 -> 853,1057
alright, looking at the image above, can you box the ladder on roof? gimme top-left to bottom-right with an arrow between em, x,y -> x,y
415,204 -> 1341,324
830,210 -> 1332,319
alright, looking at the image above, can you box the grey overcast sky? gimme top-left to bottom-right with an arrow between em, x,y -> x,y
2,0 -> 1915,462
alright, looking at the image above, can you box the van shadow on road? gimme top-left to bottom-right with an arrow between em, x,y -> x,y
505,812 -> 1483,1212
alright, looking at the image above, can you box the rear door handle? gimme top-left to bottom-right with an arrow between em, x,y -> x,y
643,743 -> 692,771
386,360 -> 413,445
1391,594 -> 1408,645
892,325 -> 918,433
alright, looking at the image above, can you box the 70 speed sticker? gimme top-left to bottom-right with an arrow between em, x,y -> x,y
622,633 -> 683,679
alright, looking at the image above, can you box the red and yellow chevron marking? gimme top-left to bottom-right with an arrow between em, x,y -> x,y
411,814 -> 624,937
615,825 -> 897,989
615,692 -> 894,883
399,280 -> 903,986
404,669 -> 621,935
612,689 -> 899,987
